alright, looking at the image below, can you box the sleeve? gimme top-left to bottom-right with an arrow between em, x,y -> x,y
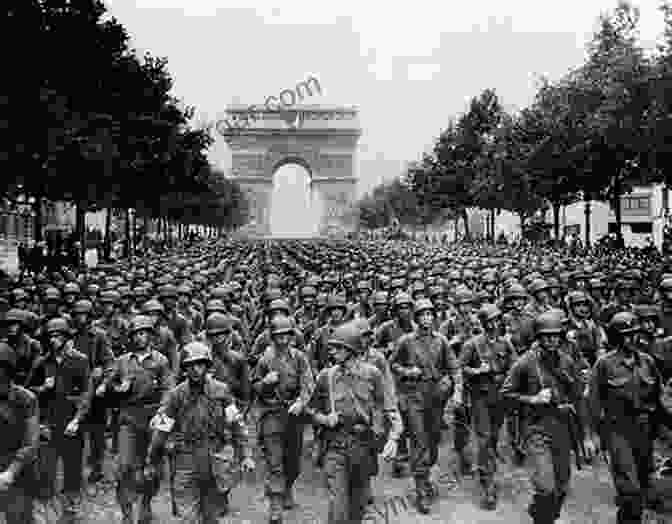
7,393 -> 39,479
159,358 -> 176,403
306,370 -> 328,422
164,330 -> 180,376
374,369 -> 402,441
389,337 -> 411,378
75,359 -> 94,421
250,358 -> 271,396
500,358 -> 534,406
442,338 -> 462,398
96,331 -> 115,372
297,352 -> 315,407
237,357 -> 251,405
459,340 -> 479,378
588,359 -> 604,433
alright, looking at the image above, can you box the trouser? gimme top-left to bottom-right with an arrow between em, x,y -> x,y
173,451 -> 220,524
259,413 -> 304,517
116,423 -> 158,521
84,400 -> 107,474
41,431 -> 84,512
454,403 -> 471,457
472,396 -> 506,489
525,428 -> 571,524
0,485 -> 33,524
324,434 -> 371,523
604,416 -> 655,524
401,406 -> 433,496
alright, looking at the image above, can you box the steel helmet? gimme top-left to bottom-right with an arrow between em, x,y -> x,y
327,321 -> 362,353
478,303 -> 502,324
182,341 -> 213,366
3,308 -> 27,325
453,287 -> 475,305
72,299 -> 94,315
206,312 -> 235,336
502,283 -> 527,302
608,311 -> 640,336
325,294 -> 347,312
393,292 -> 412,309
566,291 -> 590,307
99,290 -> 121,304
267,299 -> 291,316
528,279 -> 551,296
205,299 -> 227,315
270,316 -> 294,337
142,299 -> 165,315
372,291 -> 389,306
129,315 -> 155,334
413,298 -> 434,316
534,311 -> 565,337
46,317 -> 71,335
63,282 -> 80,295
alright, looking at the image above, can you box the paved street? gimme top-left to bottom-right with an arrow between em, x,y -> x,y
54,430 -> 670,524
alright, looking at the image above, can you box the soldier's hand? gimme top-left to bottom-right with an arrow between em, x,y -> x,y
406,366 -> 422,378
288,400 -> 303,415
91,367 -> 103,381
322,412 -> 340,428
95,384 -> 106,397
532,388 -> 552,405
477,363 -> 491,374
0,470 -> 15,491
43,376 -> 55,390
380,439 -> 398,461
64,418 -> 80,437
263,371 -> 280,385
583,439 -> 598,460
115,379 -> 131,393
241,457 -> 256,473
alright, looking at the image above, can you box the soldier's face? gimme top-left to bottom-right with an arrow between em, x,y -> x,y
374,303 -> 387,315
535,290 -> 551,305
49,333 -> 66,350
417,310 -> 433,329
178,294 -> 189,308
640,318 -> 656,334
273,333 -> 291,348
538,333 -> 562,351
330,308 -> 344,323
73,313 -> 88,328
102,303 -> 115,317
328,343 -> 349,364
133,330 -> 151,349
396,304 -> 411,320
303,297 -> 315,308
185,362 -> 208,383
573,302 -> 591,319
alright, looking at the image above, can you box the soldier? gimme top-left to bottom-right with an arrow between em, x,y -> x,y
25,317 -> 92,522
388,298 -> 462,513
158,284 -> 192,347
142,300 -> 180,375
500,311 -> 585,524
307,321 -> 401,524
97,315 -> 175,524
250,316 -> 314,524
460,303 -> 516,510
0,343 -> 39,524
145,342 -> 255,523
176,283 -> 204,335
93,290 -> 129,358
205,312 -> 251,410
311,295 -> 349,372
589,312 -> 672,524
1,309 -> 41,387
565,290 -> 608,366
293,285 -> 320,343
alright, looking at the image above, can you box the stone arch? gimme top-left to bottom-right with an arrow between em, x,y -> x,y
220,104 -> 361,236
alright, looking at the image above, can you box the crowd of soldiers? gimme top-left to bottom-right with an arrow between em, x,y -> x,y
0,237 -> 671,524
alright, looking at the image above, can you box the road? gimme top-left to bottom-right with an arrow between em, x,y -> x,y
36,429 -> 672,524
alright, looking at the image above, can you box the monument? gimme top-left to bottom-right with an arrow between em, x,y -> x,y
219,104 -> 361,237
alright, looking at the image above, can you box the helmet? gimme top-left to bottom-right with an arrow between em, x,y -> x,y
0,343 -> 17,371
205,299 -> 227,315
528,279 -> 550,296
206,312 -> 235,336
99,290 -> 121,304
659,278 -> 672,294
393,292 -> 412,309
44,287 -> 61,302
129,315 -> 155,334
413,298 -> 434,316
142,300 -> 164,315
453,287 -> 474,305
3,308 -> 26,325
267,299 -> 291,316
46,317 -> 71,335
633,304 -> 659,321
181,341 -> 213,366
372,291 -> 389,306
608,311 -> 640,336
534,311 -> 565,337
72,299 -> 94,315
270,316 -> 294,337
159,284 -> 178,299
63,283 -> 80,295
300,286 -> 317,298
566,291 -> 591,307
478,304 -> 502,324
502,283 -> 527,302
327,321 -> 362,352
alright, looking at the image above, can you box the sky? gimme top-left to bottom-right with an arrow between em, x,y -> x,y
106,0 -> 666,235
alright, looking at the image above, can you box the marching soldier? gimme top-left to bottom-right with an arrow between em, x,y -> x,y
97,315 -> 175,524
389,298 -> 462,513
146,342 -> 255,523
308,321 -> 401,523
460,303 -> 516,510
250,316 -> 314,524
0,343 -> 39,524
590,312 -> 672,524
500,311 -> 585,524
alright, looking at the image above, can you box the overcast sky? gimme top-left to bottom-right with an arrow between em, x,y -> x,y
106,0 -> 665,234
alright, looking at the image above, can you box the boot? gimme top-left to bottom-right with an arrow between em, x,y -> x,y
219,490 -> 230,516
283,483 -> 296,510
138,498 -> 153,524
479,482 -> 497,511
269,495 -> 283,524
415,479 -> 431,514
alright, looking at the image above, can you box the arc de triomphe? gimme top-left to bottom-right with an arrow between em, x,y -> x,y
219,104 -> 361,236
